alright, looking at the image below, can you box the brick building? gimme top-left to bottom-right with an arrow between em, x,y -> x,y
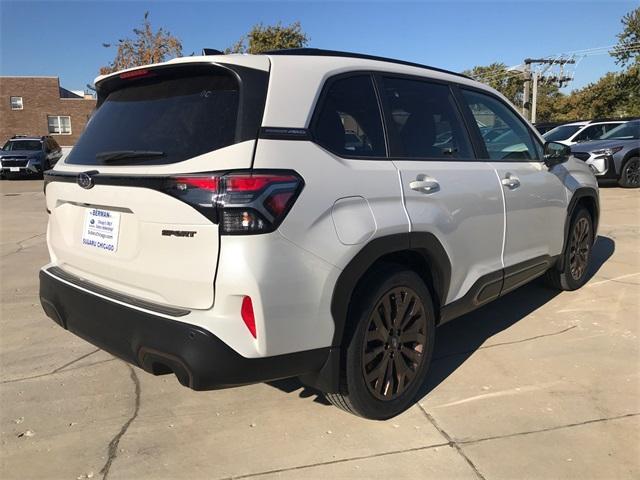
0,76 -> 96,147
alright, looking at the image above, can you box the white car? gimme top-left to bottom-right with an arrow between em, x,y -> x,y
39,49 -> 599,419
543,120 -> 626,146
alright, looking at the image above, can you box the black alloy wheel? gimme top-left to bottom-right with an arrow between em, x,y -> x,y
326,266 -> 435,420
620,157 -> 640,188
362,286 -> 427,400
568,216 -> 591,281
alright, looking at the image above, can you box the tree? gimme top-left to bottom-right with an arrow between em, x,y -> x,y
463,63 -> 562,121
463,63 -> 523,105
226,21 -> 309,54
611,7 -> 640,67
100,12 -> 182,75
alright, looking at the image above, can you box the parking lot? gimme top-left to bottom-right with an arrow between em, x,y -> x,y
0,179 -> 638,480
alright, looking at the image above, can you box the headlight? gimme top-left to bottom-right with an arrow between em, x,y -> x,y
592,146 -> 623,156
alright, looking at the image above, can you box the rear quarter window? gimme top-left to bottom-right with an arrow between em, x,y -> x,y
312,74 -> 386,157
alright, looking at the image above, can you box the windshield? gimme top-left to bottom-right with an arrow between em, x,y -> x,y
543,125 -> 582,142
600,121 -> 640,140
2,140 -> 42,151
66,70 -> 240,166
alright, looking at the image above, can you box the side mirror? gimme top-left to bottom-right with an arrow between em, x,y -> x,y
544,141 -> 570,168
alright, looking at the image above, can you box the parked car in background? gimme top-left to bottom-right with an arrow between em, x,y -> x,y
0,135 -> 62,178
534,121 -> 564,135
571,119 -> 640,188
543,119 -> 627,146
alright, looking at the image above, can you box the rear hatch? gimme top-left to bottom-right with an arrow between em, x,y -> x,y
45,58 -> 270,309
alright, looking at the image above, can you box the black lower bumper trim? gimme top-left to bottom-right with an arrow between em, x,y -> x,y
46,266 -> 190,317
39,270 -> 330,390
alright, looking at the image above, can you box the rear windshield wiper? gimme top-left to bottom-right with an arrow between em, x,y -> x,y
95,150 -> 165,163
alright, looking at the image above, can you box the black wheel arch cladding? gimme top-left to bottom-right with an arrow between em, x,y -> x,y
557,187 -> 599,271
329,232 -> 451,347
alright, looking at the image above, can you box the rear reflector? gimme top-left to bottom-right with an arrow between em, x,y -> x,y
241,296 -> 257,338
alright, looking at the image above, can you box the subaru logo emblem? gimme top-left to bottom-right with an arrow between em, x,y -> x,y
77,173 -> 94,189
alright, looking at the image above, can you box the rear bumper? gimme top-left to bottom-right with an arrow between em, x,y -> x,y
39,268 -> 330,390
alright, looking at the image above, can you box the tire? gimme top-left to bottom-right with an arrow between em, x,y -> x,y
545,207 -> 593,291
618,156 -> 640,188
326,265 -> 436,419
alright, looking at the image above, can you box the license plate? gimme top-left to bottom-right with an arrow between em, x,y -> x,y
9,167 -> 20,172
82,208 -> 121,253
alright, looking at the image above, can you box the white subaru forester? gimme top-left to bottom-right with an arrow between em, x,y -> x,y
40,49 -> 599,419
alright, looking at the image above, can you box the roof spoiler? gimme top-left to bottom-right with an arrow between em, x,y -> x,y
202,48 -> 225,56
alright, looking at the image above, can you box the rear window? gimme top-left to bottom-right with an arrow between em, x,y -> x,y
66,70 -> 239,165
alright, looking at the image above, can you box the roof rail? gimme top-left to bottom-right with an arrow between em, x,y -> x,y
589,117 -> 638,123
262,48 -> 472,80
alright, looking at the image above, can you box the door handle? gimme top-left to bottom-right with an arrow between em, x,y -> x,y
501,173 -> 521,189
410,175 -> 440,193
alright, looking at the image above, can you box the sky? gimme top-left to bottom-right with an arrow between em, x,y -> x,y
0,0 -> 636,92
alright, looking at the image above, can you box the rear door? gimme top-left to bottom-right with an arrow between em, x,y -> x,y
45,60 -> 269,309
459,88 -> 567,271
379,76 -> 505,304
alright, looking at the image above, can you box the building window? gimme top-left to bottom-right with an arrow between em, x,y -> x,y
10,96 -> 23,110
48,115 -> 72,135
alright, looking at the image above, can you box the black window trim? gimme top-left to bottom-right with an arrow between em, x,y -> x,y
308,69 -> 546,163
456,84 -> 545,163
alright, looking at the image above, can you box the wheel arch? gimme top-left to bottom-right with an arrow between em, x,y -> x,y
619,149 -> 640,175
330,232 -> 451,348
299,232 -> 450,393
558,187 -> 599,271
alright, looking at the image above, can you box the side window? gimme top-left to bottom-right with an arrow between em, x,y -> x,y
603,123 -> 621,134
462,90 -> 539,161
381,77 -> 472,159
575,125 -> 605,142
313,75 -> 386,157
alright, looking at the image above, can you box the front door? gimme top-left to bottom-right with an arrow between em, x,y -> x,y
460,89 -> 567,272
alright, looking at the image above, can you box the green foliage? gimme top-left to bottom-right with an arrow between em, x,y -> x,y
463,63 -> 523,105
226,21 -> 309,54
463,63 -> 561,121
611,7 -> 640,67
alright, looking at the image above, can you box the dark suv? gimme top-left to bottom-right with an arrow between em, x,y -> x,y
0,135 -> 63,178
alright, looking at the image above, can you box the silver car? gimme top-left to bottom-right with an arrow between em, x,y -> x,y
570,120 -> 640,187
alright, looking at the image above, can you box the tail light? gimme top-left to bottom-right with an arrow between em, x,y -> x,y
165,170 -> 303,235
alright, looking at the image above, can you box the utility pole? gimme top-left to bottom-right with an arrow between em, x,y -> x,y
522,62 -> 531,119
521,57 -> 575,123
531,71 -> 539,124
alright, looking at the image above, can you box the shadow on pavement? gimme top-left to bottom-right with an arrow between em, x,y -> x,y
268,236 -> 615,409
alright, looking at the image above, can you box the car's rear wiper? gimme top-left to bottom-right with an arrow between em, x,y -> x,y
95,150 -> 165,163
